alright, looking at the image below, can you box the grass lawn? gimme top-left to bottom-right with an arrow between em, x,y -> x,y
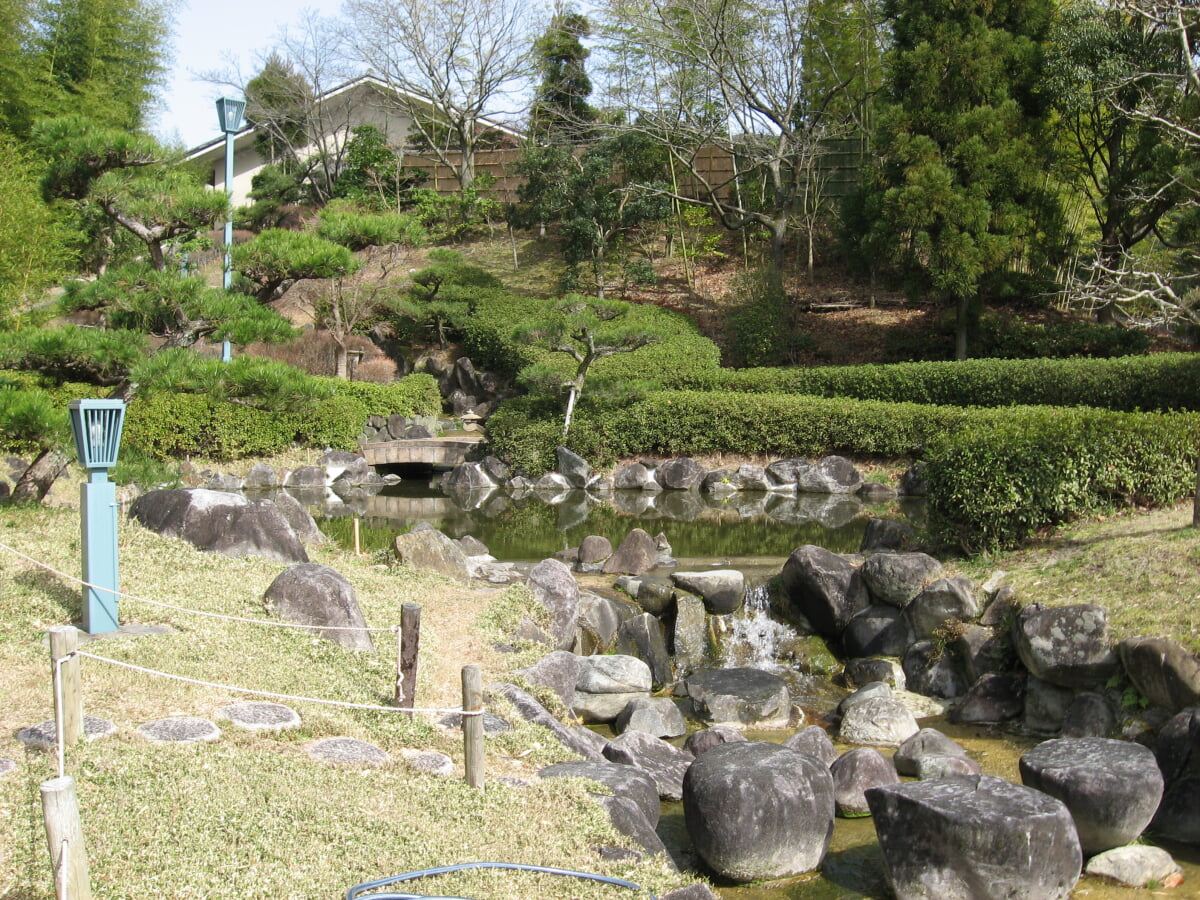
0,499 -> 689,900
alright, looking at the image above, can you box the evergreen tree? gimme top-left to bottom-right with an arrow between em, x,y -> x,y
868,0 -> 1066,359
529,9 -> 597,145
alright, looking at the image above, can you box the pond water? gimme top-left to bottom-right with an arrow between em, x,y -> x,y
298,481 -> 1199,899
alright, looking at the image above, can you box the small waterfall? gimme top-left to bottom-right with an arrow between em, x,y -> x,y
721,581 -> 796,670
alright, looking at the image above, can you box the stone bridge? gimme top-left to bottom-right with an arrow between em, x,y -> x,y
360,436 -> 483,470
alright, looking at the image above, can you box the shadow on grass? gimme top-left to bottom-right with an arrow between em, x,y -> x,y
16,568 -> 82,623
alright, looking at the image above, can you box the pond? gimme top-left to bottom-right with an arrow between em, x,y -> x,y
295,481 -> 1198,899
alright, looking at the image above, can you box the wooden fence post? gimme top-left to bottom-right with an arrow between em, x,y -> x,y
396,603 -> 421,711
48,626 -> 82,746
462,665 -> 484,789
41,775 -> 92,900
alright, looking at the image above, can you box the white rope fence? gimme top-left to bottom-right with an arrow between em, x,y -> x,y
0,540 -> 395,634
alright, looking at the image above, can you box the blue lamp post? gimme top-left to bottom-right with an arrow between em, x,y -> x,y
216,96 -> 246,362
68,399 -> 126,634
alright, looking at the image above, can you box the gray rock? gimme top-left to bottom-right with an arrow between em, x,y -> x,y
285,465 -> 328,488
456,534 -> 489,556
443,462 -> 495,491
490,683 -> 604,761
783,725 -> 839,766
481,455 -> 510,482
516,650 -> 580,710
555,446 -> 592,488
603,730 -> 694,800
1019,737 -> 1164,855
577,654 -> 653,694
1024,675 -> 1076,735
1152,775 -> 1200,844
264,563 -> 374,652
201,471 -> 241,491
577,535 -> 613,566
858,482 -> 897,503
306,736 -> 389,766
17,716 -> 118,749
671,593 -> 710,675
215,702 -> 301,732
534,472 -> 572,493
907,576 -> 980,640
866,776 -> 1081,900
843,657 -> 907,691
129,489 -> 308,563
831,747 -> 900,817
661,885 -> 721,900
393,527 -> 471,584
1085,846 -> 1182,889
838,696 -> 919,747
613,462 -> 658,491
614,697 -> 687,739
137,717 -> 221,744
796,455 -> 863,494
635,577 -> 675,616
399,748 -> 455,777
902,640 -> 968,699
243,463 -> 278,489
765,457 -> 810,488
526,558 -> 580,651
780,545 -> 870,639
1117,636 -> 1200,713
614,613 -> 673,688
597,795 -> 669,857
671,570 -> 744,615
893,728 -> 970,777
683,741 -> 835,882
577,592 -> 633,654
915,754 -> 982,780
950,673 -> 1025,725
538,760 -> 661,826
1013,603 -> 1119,689
979,583 -> 1021,627
272,490 -> 326,545
843,604 -> 914,658
684,726 -> 748,757
859,552 -> 943,609
602,528 -> 660,576
859,518 -> 916,553
685,667 -> 791,729
572,690 -> 649,724
658,457 -> 706,490
953,624 -> 1011,683
898,461 -> 928,496
1061,692 -> 1114,738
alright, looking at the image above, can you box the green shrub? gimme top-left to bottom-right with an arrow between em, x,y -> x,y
320,373 -> 442,418
681,353 -> 1200,413
294,394 -> 368,451
315,206 -> 427,251
883,313 -> 1152,362
724,267 -> 814,367
0,387 -> 69,455
925,408 -> 1200,552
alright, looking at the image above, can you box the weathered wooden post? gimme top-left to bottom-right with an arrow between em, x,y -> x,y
396,603 -> 421,711
462,664 -> 484,788
41,775 -> 92,900
48,626 -> 82,746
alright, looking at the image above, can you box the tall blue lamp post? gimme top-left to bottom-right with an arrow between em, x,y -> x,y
216,96 -> 246,362
68,399 -> 126,635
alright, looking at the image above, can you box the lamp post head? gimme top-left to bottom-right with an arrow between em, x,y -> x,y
216,96 -> 246,134
68,399 -> 126,476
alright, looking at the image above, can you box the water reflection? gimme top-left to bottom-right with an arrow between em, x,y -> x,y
302,479 -> 921,561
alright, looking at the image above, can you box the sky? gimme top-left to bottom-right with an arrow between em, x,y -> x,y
150,0 -> 346,150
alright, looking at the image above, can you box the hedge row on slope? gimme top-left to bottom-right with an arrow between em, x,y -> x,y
925,407 -> 1200,552
124,373 -> 442,460
676,353 -> 1200,412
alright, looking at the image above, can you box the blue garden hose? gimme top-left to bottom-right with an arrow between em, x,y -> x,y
345,861 -> 658,900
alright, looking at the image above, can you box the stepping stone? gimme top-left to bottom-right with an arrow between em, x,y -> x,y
16,717 -> 118,750
0,758 -> 16,779
215,701 -> 301,733
306,737 -> 389,767
438,711 -> 512,735
1085,846 -> 1183,889
137,717 -> 221,744
399,749 -> 454,777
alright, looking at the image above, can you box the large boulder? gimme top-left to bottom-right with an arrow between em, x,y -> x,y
392,526 -> 471,584
796,456 -> 863,494
1117,636 -> 1200,713
271,490 -> 326,545
866,776 -> 1082,900
670,570 -> 744,615
783,725 -> 839,767
555,446 -> 592,488
893,728 -> 971,777
602,528 -> 660,576
838,688 -> 920,747
779,545 -> 869,639
830,747 -> 900,818
842,605 -> 913,658
577,592 -> 633,653
526,558 -> 580,651
1151,707 -> 1200,845
489,683 -> 605,761
613,462 -> 659,491
671,594 -> 710,674
613,613 -> 673,688
129,489 -> 308,563
684,726 -> 748,757
263,563 -> 373,652
683,741 -> 835,882
658,457 -> 706,490
537,760 -> 660,827
907,576 -> 980,640
1012,604 -> 1119,689
685,668 -> 791,730
602,730 -> 694,800
859,552 -> 943,609
950,673 -> 1025,725
515,651 -> 580,710
903,640 -> 969,699
577,654 -> 652,694
1019,737 -> 1163,855
614,697 -> 687,739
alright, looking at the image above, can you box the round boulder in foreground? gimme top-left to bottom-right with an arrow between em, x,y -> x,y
683,741 -> 834,882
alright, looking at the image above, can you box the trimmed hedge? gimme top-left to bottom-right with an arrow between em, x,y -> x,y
678,353 -> 1200,413
925,408 -> 1200,552
124,373 -> 442,460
